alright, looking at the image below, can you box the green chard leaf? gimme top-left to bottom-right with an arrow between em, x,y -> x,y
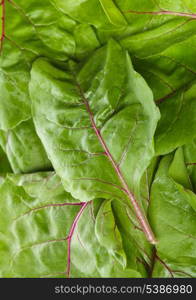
29,39 -> 160,244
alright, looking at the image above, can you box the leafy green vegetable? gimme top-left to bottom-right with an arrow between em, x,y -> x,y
29,39 -> 160,244
0,0 -> 196,278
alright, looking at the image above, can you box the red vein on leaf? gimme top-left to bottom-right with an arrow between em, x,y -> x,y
13,202 -> 85,221
125,10 -> 196,19
160,54 -> 196,75
155,255 -> 193,278
186,162 -> 196,165
66,202 -> 89,278
172,270 -> 193,278
75,82 -> 157,245
73,177 -> 126,193
156,90 -> 177,104
0,0 -> 5,54
156,80 -> 195,104
155,255 -> 174,278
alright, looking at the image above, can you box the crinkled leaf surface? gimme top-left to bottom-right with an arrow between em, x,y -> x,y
0,119 -> 52,173
0,172 -> 142,278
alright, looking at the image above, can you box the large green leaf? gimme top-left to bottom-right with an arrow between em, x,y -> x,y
29,39 -> 160,243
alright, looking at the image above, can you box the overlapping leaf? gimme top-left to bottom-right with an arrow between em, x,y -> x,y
29,40 -> 160,204
0,172 -> 142,277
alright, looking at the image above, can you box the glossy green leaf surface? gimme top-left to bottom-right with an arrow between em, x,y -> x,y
0,0 -> 196,278
29,40 -> 160,204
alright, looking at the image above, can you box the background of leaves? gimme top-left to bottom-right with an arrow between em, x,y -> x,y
0,0 -> 196,278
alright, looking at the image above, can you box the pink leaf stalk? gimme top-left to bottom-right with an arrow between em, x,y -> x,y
66,202 -> 89,278
76,82 -> 157,245
0,0 -> 5,54
125,9 -> 196,19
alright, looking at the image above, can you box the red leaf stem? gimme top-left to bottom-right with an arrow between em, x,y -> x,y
0,0 -> 5,54
76,82 -> 157,245
66,202 -> 89,277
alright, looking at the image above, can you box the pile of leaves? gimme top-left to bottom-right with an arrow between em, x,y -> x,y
0,0 -> 196,278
